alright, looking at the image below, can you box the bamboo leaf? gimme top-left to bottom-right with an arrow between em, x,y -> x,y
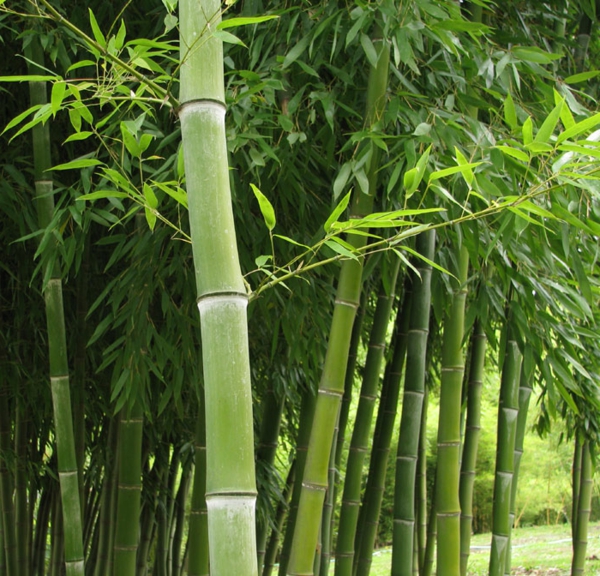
360,33 -> 378,68
333,163 -> 352,200
400,245 -> 456,279
534,99 -> 563,144
324,191 -> 351,233
143,182 -> 158,209
144,206 -> 157,231
51,158 -> 103,171
217,15 -> 278,29
250,183 -> 276,231
504,93 -> 518,130
324,238 -> 359,260
512,46 -> 562,63
522,117 -> 533,145
213,30 -> 246,47
283,36 -> 310,69
556,111 -> 600,143
51,81 -> 66,116
0,75 -> 57,82
77,190 -> 129,201
89,8 -> 106,48
63,131 -> 93,143
564,70 -> 600,84
2,104 -> 42,134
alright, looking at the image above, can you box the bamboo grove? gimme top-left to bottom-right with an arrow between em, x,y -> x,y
2,1 -> 600,575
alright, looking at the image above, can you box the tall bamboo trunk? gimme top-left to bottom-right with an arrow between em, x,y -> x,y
435,244 -> 469,576
572,438 -> 582,542
504,361 -> 532,575
286,24 -> 390,576
278,389 -> 317,576
179,2 -> 257,573
571,438 -> 593,576
27,36 -> 85,576
257,387 -> 285,572
335,254 -> 401,576
488,328 -> 522,576
188,389 -> 209,576
459,318 -> 487,575
113,400 -> 144,574
391,231 -> 436,576
354,274 -> 412,576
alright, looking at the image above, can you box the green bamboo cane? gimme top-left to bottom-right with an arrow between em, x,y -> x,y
504,361 -> 532,576
188,390 -> 209,576
179,2 -> 257,573
571,438 -> 593,576
171,458 -> 192,576
50,488 -> 65,576
15,401 -> 29,576
0,379 -> 16,576
263,462 -> 296,576
417,389 -> 429,574
435,244 -> 469,576
422,476 -> 436,576
488,335 -> 522,576
335,254 -> 401,576
572,438 -> 582,542
33,483 -> 52,576
27,37 -> 85,576
354,274 -> 413,576
278,390 -> 317,576
113,399 -> 144,574
93,413 -> 120,576
459,318 -> 487,576
257,388 -> 285,571
390,231 -> 436,576
286,27 -> 390,576
319,428 -> 337,576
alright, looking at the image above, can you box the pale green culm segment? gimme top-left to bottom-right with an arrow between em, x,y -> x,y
179,0 -> 257,573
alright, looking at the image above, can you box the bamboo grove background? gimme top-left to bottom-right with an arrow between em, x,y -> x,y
2,0 -> 600,575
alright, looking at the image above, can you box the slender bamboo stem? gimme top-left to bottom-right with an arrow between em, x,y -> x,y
278,390 -> 317,576
435,244 -> 469,576
488,331 -> 522,576
286,25 -> 390,576
391,232 -> 436,576
354,274 -> 412,576
27,36 -> 84,576
188,390 -> 209,576
571,439 -> 593,576
335,254 -> 401,576
504,361 -> 532,575
459,318 -> 487,576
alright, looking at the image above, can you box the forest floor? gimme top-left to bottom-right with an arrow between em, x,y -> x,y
328,522 -> 600,575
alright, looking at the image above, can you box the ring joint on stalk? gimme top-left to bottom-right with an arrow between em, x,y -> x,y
197,291 -> 248,308
177,98 -> 226,117
205,490 -> 258,498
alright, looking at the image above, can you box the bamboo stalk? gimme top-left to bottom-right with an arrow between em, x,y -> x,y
504,361 -> 532,575
286,25 -> 390,576
335,254 -> 401,576
488,333 -> 522,576
459,318 -> 487,576
263,462 -> 296,576
113,399 -> 144,575
27,36 -> 85,576
178,1 -> 258,573
188,391 -> 209,576
435,244 -> 469,576
571,438 -> 593,576
391,231 -> 436,576
354,274 -> 412,576
278,390 -> 317,576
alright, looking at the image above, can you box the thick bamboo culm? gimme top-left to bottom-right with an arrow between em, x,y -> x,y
179,1 -> 258,574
